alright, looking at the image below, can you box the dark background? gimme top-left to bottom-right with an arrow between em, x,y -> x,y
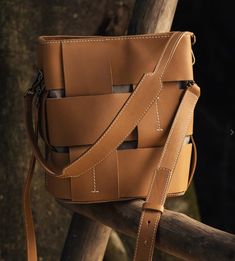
173,1 -> 235,233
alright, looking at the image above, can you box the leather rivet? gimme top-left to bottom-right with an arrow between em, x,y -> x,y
144,240 -> 148,245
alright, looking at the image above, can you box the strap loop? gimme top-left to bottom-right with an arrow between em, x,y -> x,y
142,202 -> 164,213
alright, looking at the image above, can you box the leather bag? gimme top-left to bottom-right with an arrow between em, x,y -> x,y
23,31 -> 200,261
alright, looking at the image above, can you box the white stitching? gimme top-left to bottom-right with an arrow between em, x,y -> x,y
39,34 -> 172,45
146,93 -> 198,257
148,213 -> 161,260
91,167 -> 99,193
144,33 -> 186,201
155,98 -> 163,131
159,169 -> 171,205
133,211 -> 146,261
146,93 -> 197,202
133,33 -> 187,260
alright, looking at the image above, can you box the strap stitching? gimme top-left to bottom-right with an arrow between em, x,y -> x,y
134,32 -> 186,260
156,97 -> 163,131
146,32 -> 186,202
133,210 -> 146,261
39,34 -> 172,45
148,213 -> 161,261
91,167 -> 99,193
148,94 -> 198,258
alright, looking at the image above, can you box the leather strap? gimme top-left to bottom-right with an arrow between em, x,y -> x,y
133,84 -> 200,261
23,32 -> 199,261
23,104 -> 38,261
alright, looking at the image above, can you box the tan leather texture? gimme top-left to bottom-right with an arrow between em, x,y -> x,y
23,31 -> 200,261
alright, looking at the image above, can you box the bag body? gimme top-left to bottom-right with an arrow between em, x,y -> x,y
23,31 -> 200,261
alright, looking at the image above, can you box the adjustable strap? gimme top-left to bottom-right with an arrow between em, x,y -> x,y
133,84 -> 200,261
23,32 -> 198,261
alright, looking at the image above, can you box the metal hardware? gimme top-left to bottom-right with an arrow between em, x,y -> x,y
24,70 -> 44,97
186,80 -> 195,87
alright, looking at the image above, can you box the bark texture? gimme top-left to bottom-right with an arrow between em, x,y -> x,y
60,200 -> 235,261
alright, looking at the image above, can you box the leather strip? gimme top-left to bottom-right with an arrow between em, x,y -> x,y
39,32 -> 193,90
45,143 -> 192,201
133,85 -> 200,261
45,83 -> 192,147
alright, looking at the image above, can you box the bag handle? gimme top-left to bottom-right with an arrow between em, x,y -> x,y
24,32 -> 188,179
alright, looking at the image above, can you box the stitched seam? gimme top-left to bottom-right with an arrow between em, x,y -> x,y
40,34 -> 172,45
146,169 -> 157,201
66,33 -> 184,178
154,33 -> 186,169
147,96 -> 197,255
159,169 -> 171,205
147,93 -> 197,201
149,213 -> 161,260
91,167 -> 99,193
156,98 -> 163,131
133,211 -> 146,261
145,92 -> 198,256
145,33 -> 186,201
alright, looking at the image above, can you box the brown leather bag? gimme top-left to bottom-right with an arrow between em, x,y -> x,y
23,31 -> 200,261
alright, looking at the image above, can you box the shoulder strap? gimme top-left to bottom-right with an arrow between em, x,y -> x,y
134,83 -> 200,261
23,32 -> 200,261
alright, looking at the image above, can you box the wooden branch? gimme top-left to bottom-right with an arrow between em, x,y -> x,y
59,200 -> 235,261
61,213 -> 111,261
128,0 -> 178,34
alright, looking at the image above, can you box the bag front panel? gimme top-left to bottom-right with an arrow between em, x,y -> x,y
38,32 -> 195,203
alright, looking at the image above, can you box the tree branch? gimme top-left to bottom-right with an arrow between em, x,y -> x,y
60,199 -> 235,261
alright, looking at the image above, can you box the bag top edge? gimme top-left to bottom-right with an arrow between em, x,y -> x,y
38,31 -> 193,45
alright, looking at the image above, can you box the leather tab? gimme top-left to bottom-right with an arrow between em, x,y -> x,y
142,202 -> 164,213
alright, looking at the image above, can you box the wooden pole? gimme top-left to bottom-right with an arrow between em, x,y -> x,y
61,214 -> 111,261
128,0 -> 178,34
60,200 -> 235,261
